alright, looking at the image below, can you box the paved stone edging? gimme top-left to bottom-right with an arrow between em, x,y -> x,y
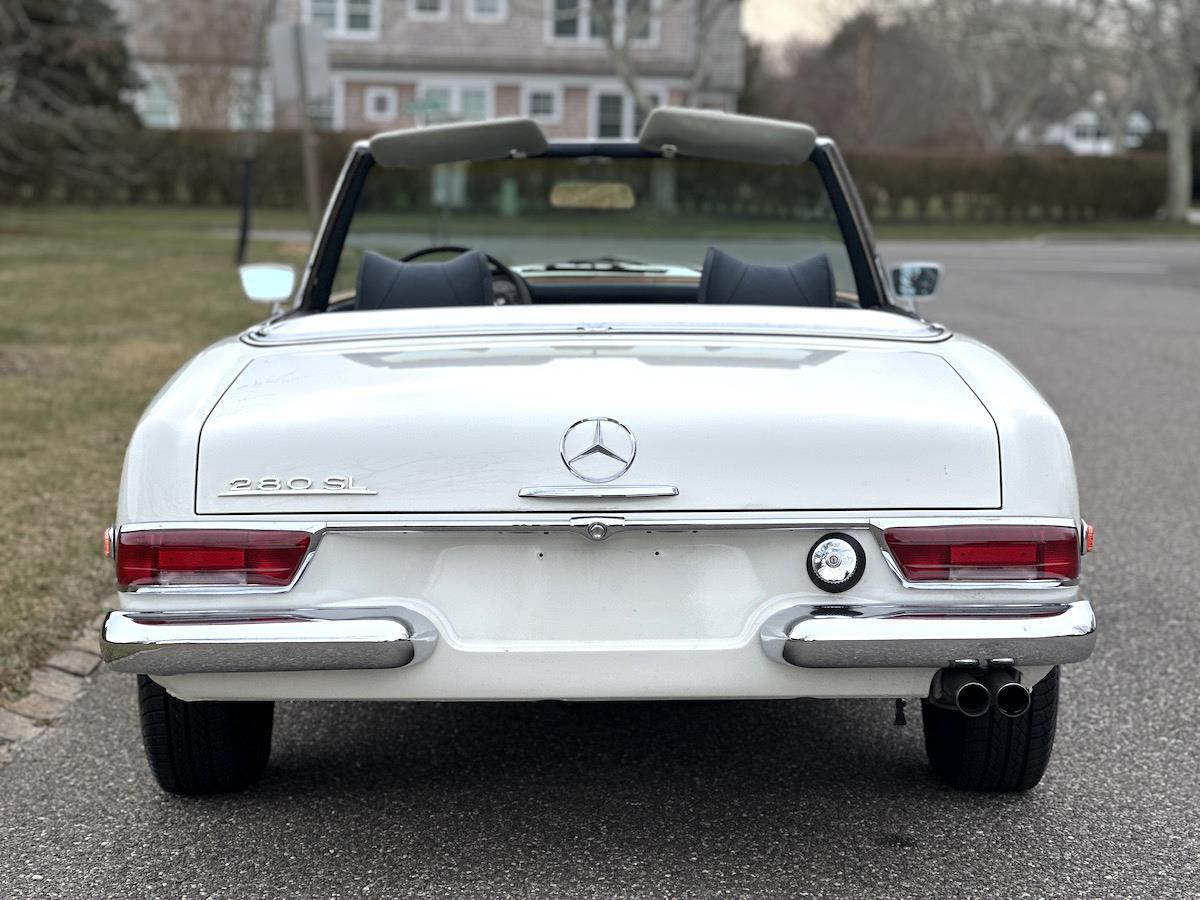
0,609 -> 108,764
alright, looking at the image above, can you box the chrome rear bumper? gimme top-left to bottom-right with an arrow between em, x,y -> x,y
760,599 -> 1096,669
100,607 -> 437,675
101,599 -> 1095,677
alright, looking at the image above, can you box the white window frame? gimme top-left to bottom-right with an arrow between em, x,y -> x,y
408,0 -> 450,21
303,0 -> 381,41
363,85 -> 399,123
138,87 -> 180,129
522,82 -> 563,125
592,90 -> 625,139
586,83 -> 664,139
415,80 -> 495,124
544,0 -> 659,48
544,0 -> 588,43
457,85 -> 490,121
465,0 -> 508,23
626,0 -> 661,48
133,64 -> 180,129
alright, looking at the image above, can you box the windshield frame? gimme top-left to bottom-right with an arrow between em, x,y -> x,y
295,138 -> 891,314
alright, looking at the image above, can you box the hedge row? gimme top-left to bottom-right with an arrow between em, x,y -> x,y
845,150 -> 1166,222
0,130 -> 353,207
0,129 -> 1168,222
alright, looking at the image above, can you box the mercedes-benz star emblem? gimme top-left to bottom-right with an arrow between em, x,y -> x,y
560,417 -> 636,483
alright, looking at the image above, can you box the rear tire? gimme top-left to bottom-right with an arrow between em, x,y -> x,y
921,666 -> 1060,792
137,675 -> 274,795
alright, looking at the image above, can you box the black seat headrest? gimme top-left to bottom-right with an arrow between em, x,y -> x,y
696,247 -> 835,307
355,250 -> 495,310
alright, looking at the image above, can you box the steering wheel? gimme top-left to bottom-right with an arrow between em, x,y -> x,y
399,245 -> 532,306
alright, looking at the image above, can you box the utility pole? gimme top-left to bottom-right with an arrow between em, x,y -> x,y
269,21 -> 329,237
292,22 -> 323,235
235,0 -> 279,264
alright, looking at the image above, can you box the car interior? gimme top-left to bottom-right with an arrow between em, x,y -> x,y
351,246 -> 844,310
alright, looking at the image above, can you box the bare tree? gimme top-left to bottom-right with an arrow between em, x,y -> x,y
685,0 -> 741,107
1057,0 -> 1144,155
744,11 -> 966,149
905,0 -> 1083,150
905,0 -> 1195,216
1121,0 -> 1198,219
513,0 -> 738,116
588,0 -> 657,113
238,0 -> 279,140
137,0 -> 272,128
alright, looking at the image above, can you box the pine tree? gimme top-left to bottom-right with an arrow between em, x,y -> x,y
0,0 -> 140,198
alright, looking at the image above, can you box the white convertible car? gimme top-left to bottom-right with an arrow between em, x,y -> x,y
101,110 -> 1096,795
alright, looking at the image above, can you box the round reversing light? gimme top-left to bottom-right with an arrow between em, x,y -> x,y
807,533 -> 866,593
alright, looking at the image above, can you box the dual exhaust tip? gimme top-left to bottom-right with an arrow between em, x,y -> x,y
937,668 -> 1032,718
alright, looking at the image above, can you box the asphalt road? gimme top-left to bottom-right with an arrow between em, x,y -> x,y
2,239 -> 1199,899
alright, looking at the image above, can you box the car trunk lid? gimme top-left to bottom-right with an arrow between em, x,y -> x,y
196,336 -> 1000,513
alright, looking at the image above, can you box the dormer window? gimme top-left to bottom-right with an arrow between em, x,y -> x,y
548,0 -> 659,46
307,0 -> 379,39
553,0 -> 581,37
408,0 -> 449,20
467,0 -> 507,22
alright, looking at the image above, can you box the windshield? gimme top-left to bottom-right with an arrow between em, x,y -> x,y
328,152 -> 865,308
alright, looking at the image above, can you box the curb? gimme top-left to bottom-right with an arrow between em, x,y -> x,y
0,609 -> 108,765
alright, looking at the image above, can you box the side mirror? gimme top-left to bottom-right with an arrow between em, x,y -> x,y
889,262 -> 943,300
238,263 -> 295,310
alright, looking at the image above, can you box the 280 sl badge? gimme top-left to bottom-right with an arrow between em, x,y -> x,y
218,475 -> 377,497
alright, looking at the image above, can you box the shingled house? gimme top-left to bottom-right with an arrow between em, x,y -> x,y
120,0 -> 744,138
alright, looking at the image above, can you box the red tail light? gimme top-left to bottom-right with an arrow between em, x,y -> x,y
883,525 -> 1079,583
116,530 -> 311,588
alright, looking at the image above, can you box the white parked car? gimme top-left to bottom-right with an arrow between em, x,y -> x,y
101,110 -> 1096,795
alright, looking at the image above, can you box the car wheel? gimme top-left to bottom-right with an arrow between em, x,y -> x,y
921,666 -> 1059,792
137,675 -> 273,795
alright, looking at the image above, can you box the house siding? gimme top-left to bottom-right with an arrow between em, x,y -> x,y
559,86 -> 590,139
121,0 -> 743,135
495,83 -> 521,118
287,0 -> 698,77
343,80 -> 417,131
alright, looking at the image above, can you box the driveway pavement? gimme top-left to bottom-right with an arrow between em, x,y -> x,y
1,239 -> 1198,899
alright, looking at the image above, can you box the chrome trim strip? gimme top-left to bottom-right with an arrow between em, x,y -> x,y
518,485 -> 680,499
100,606 -> 437,675
122,515 -> 1078,533
760,599 -> 1096,668
243,319 -> 950,347
122,522 -> 332,532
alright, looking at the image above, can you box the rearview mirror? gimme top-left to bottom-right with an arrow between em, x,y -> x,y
890,262 -> 942,300
550,180 -> 636,210
238,263 -> 295,307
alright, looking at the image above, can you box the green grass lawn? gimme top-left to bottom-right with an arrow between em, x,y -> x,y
0,203 -> 1195,697
0,205 -> 308,697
